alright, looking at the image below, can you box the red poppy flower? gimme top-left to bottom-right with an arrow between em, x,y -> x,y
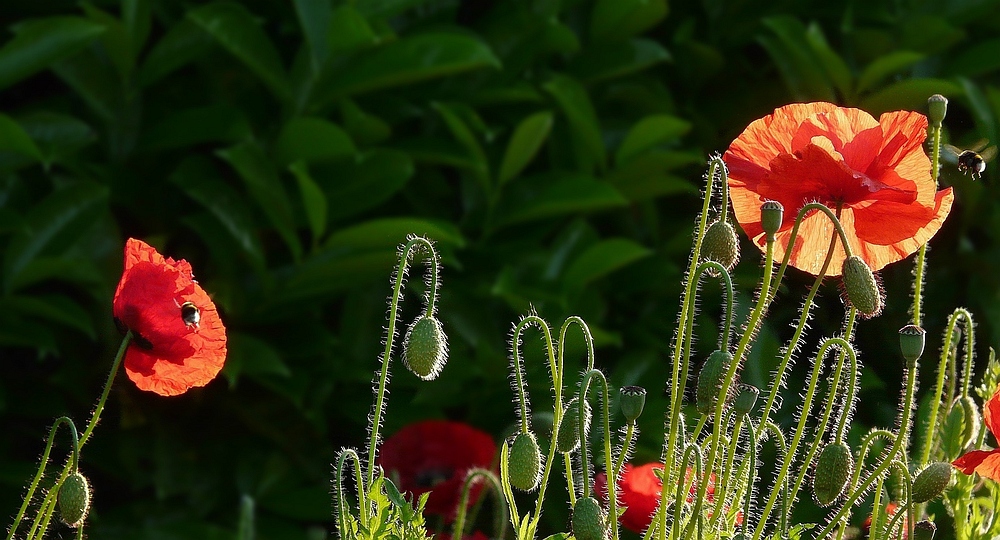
724,102 -> 954,276
378,420 -> 496,520
953,388 -> 1000,479
860,502 -> 906,539
113,239 -> 227,396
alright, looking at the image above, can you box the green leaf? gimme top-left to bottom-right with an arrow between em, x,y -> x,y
138,18 -> 212,86
859,79 -> 962,115
563,238 -> 652,290
122,0 -> 152,60
325,218 -> 465,251
0,17 -> 105,91
188,2 -> 291,101
0,114 -> 42,162
805,22 -> 852,99
318,149 -> 414,222
311,32 -> 500,107
615,115 -> 691,166
433,102 -> 489,187
590,0 -> 668,43
758,16 -> 836,101
217,143 -> 304,261
340,99 -> 391,146
948,38 -> 1000,78
17,112 -> 95,166
570,38 -> 670,83
3,182 -> 108,293
0,295 -> 95,339
497,173 -> 627,227
140,104 -> 252,150
498,110 -> 553,186
856,51 -> 924,95
51,45 -> 123,122
222,333 -> 291,388
543,74 -> 606,174
259,485 -> 330,521
6,257 -> 102,292
80,2 -> 132,77
327,5 -> 378,55
274,117 -> 356,167
293,0 -> 331,69
288,161 -> 328,244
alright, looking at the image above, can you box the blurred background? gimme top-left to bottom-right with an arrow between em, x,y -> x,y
1,0 -> 1000,538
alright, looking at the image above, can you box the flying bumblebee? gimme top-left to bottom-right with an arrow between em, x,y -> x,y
943,139 -> 997,180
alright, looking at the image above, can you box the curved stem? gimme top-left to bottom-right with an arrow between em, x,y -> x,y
918,308 -> 975,467
334,448 -> 367,536
453,468 -> 507,540
767,202 -> 854,307
672,445 -> 703,540
578,369 -> 618,540
6,417 -> 80,540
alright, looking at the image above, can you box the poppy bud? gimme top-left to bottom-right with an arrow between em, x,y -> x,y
734,384 -> 759,417
402,315 -> 448,381
701,220 -> 740,273
812,442 -> 853,507
572,496 -> 607,540
928,94 -> 948,126
508,431 -> 542,492
912,462 -> 953,503
898,324 -> 926,362
696,350 -> 732,415
557,397 -> 591,453
760,200 -> 784,240
913,519 -> 937,540
957,395 -> 983,449
841,256 -> 883,318
59,471 -> 91,528
619,386 -> 647,424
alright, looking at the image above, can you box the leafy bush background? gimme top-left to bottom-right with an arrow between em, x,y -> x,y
1,0 -> 1000,538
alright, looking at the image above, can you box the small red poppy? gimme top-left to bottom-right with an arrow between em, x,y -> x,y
378,420 -> 496,520
112,238 -> 227,396
953,387 -> 1000,480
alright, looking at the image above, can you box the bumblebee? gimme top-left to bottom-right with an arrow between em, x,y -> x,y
943,139 -> 997,180
180,301 -> 201,328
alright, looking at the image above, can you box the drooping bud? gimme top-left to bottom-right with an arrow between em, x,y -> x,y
812,442 -> 853,507
734,384 -> 759,417
508,431 -> 542,491
696,350 -> 733,415
557,397 -> 591,454
928,94 -> 948,126
402,315 -> 448,380
913,520 -> 937,540
619,386 -> 647,424
841,256 -> 883,318
899,324 -> 926,362
957,395 -> 983,449
59,471 -> 91,528
701,220 -> 740,273
572,496 -> 607,540
912,462 -> 953,503
760,200 -> 784,240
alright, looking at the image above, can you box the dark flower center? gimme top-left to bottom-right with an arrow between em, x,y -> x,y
114,317 -> 154,351
414,467 -> 452,488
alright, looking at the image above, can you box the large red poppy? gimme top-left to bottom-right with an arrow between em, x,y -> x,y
113,238 -> 227,396
953,387 -> 1000,480
378,420 -> 496,520
724,102 -> 953,276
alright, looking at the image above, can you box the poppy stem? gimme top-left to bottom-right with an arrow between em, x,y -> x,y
578,369 -> 619,540
5,417 -> 79,540
333,448 -> 366,534
912,115 -> 944,327
453,468 -> 506,540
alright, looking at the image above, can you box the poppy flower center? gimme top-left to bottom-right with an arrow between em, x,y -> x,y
113,316 -> 154,351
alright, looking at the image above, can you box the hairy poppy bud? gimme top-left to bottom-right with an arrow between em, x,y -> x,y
899,324 -> 926,362
760,200 -> 784,239
734,384 -> 759,417
928,94 -> 948,126
557,397 -> 591,453
812,442 -> 853,507
912,462 -> 953,503
701,220 -> 739,273
508,431 -> 542,491
572,496 -> 607,540
957,395 -> 983,449
59,471 -> 91,528
402,315 -> 448,381
619,386 -> 647,424
842,256 -> 883,318
696,350 -> 732,415
913,519 -> 937,540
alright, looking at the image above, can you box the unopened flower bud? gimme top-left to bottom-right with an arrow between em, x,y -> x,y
59,471 -> 91,528
402,315 -> 448,380
557,397 -> 591,453
842,256 -> 883,318
696,350 -> 732,415
508,431 -> 542,491
701,220 -> 740,273
899,324 -> 926,362
734,384 -> 759,417
912,462 -> 953,503
913,519 -> 937,540
957,395 -> 983,449
619,386 -> 647,424
572,496 -> 607,540
928,94 -> 948,126
760,200 -> 784,240
812,442 -> 853,507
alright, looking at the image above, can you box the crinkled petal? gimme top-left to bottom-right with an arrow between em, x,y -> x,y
954,449 -> 1000,480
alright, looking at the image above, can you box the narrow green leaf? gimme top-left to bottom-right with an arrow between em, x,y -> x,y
325,218 -> 465,251
498,110 -> 553,186
859,79 -> 962,115
141,104 -> 252,150
543,75 -> 606,174
758,16 -> 836,101
590,0 -> 668,43
0,295 -> 95,339
222,333 -> 291,388
856,51 -> 924,95
288,161 -> 328,244
0,17 -> 105,91
340,99 -> 391,146
328,5 -> 378,55
17,112 -> 95,166
319,149 -> 414,222
563,239 -> 652,289
80,2 -> 132,77
6,257 -> 101,292
122,0 -> 152,59
293,0 -> 331,69
433,102 -> 489,187
0,114 -> 42,162
497,173 -> 626,227
805,22 -> 852,99
948,38 -> 1000,78
570,38 -> 670,83
51,45 -> 123,122
616,115 -> 691,166
274,117 -> 356,167
138,18 -> 211,86
188,2 -> 291,100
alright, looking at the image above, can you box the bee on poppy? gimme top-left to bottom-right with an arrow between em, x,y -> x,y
180,301 -> 201,329
943,139 -> 997,180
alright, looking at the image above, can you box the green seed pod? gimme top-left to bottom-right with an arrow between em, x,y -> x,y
402,315 -> 448,381
912,462 -> 953,503
572,496 -> 607,540
913,519 -> 937,540
760,200 -> 784,239
898,324 -> 926,362
734,384 -> 759,417
701,220 -> 740,273
508,431 -> 542,492
696,350 -> 732,415
928,94 -> 948,126
619,386 -> 647,424
812,442 -> 853,507
842,255 -> 883,318
557,397 -> 591,454
59,471 -> 91,528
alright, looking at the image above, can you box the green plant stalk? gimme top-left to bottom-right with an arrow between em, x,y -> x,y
7,416 -> 79,540
334,448 -> 367,533
708,412 -> 743,533
672,445 -> 704,540
911,119 -> 943,327
918,308 -> 975,468
453,468 -> 507,540
578,369 -> 619,540
883,462 -> 913,540
614,422 -> 637,480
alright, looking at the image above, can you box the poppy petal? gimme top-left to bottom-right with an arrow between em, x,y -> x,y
984,386 -> 1000,438
954,449 -> 1000,480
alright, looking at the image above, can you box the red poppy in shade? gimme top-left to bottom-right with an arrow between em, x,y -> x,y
953,387 -> 1000,480
113,238 -> 227,396
378,420 -> 496,520
723,102 -> 954,276
860,502 -> 906,539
